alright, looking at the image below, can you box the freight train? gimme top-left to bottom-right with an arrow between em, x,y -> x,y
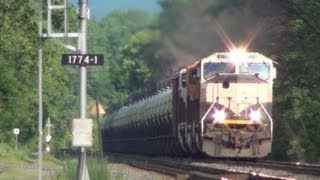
101,49 -> 276,158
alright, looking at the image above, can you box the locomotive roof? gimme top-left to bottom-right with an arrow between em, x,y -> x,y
201,51 -> 274,64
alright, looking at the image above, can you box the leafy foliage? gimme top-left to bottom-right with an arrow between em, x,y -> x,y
0,0 -> 39,143
273,0 -> 320,162
87,10 -> 156,104
0,0 -> 77,149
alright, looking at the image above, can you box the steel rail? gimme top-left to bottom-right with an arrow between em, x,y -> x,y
107,153 -> 287,180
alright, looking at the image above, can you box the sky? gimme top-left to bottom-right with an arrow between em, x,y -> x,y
69,0 -> 161,18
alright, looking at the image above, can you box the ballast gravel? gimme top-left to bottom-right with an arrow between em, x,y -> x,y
107,163 -> 175,180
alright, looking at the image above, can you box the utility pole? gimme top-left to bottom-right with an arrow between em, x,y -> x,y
38,0 -> 43,179
95,97 -> 105,159
13,128 -> 20,151
39,0 -> 102,179
76,0 -> 90,179
38,0 -> 79,179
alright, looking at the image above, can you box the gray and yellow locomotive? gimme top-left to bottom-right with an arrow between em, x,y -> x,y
101,49 -> 276,158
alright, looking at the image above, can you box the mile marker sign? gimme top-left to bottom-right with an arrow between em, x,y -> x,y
13,128 -> 20,135
62,54 -> 104,66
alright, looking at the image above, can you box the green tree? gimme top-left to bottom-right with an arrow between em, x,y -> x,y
120,29 -> 161,91
0,0 -> 78,149
271,0 -> 320,162
87,10 -> 155,105
0,0 -> 39,143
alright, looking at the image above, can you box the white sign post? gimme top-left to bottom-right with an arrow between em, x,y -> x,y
45,117 -> 53,152
13,128 -> 20,150
72,118 -> 93,147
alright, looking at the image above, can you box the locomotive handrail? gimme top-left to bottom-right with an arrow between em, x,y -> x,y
258,101 -> 273,139
200,102 -> 216,135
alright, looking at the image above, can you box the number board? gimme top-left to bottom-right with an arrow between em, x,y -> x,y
61,54 -> 104,65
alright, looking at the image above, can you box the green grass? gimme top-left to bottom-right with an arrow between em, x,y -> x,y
53,158 -> 114,180
0,144 -> 122,180
87,158 -> 111,179
0,143 -> 61,180
0,143 -> 33,163
0,168 -> 54,180
51,160 -> 77,180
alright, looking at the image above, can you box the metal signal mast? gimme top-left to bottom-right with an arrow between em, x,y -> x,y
38,0 -> 97,179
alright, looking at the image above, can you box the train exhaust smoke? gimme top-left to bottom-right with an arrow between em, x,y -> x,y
155,0 -> 279,77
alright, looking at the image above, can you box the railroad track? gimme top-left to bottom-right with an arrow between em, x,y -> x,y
107,153 -> 294,179
191,157 -> 320,179
234,160 -> 320,176
56,149 -> 320,179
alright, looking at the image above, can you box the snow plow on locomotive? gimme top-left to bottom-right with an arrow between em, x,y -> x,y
101,49 -> 276,158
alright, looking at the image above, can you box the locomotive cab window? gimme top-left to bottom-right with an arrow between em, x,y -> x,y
181,73 -> 187,87
189,69 -> 200,84
203,62 -> 236,79
240,62 -> 270,79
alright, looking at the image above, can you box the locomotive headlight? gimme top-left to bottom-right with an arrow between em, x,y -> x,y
213,110 -> 226,123
229,48 -> 247,62
249,110 -> 261,123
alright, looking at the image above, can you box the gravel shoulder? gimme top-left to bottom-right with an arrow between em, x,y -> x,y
107,163 -> 175,180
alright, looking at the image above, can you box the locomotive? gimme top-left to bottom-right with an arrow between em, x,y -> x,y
101,49 -> 276,158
